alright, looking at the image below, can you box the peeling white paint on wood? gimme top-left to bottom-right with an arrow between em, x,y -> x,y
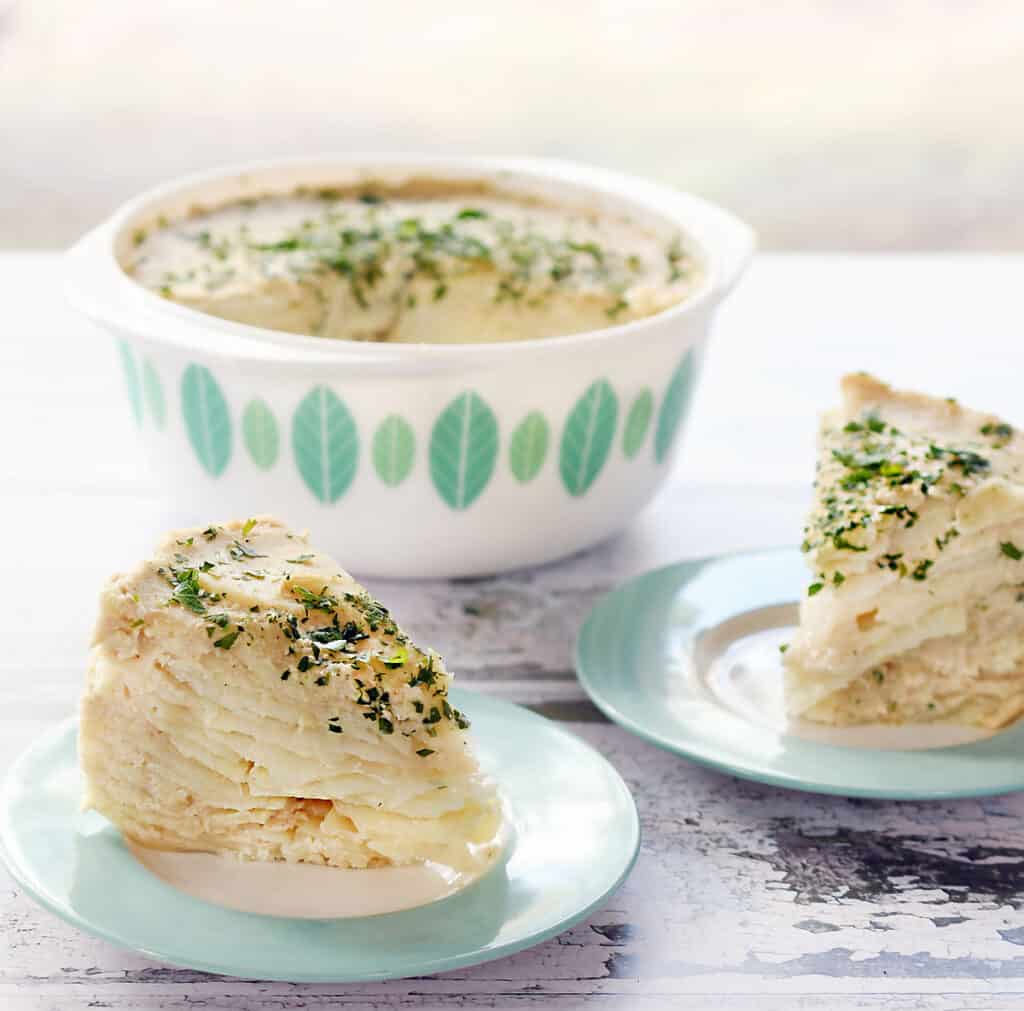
4,254 -> 1024,1008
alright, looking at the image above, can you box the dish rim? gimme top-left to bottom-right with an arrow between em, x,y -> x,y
0,692 -> 641,982
65,153 -> 755,367
575,546 -> 1024,801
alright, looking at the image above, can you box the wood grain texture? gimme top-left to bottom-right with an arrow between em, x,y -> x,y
5,254 -> 1024,1008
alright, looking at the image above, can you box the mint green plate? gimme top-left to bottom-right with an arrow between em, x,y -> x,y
0,691 -> 638,982
576,548 -> 1024,800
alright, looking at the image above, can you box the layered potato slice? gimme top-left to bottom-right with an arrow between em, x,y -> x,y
784,374 -> 1024,728
80,517 -> 501,869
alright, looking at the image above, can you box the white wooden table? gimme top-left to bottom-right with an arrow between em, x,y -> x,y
4,252 -> 1024,1010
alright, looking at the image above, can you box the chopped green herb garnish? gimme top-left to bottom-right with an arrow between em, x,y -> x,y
241,518 -> 257,537
911,559 -> 933,581
228,539 -> 267,561
807,582 -> 824,597
416,748 -> 435,757
167,568 -> 207,614
292,585 -> 338,612
606,297 -> 629,320
213,627 -> 241,649
1002,541 -> 1023,561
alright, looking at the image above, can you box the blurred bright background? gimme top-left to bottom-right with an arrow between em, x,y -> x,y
1,0 -> 1021,250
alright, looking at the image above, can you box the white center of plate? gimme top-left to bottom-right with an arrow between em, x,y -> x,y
698,603 -> 996,751
127,826 -> 507,919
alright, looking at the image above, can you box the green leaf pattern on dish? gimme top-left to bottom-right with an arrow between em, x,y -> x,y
509,411 -> 549,484
622,388 -> 653,459
181,364 -> 232,477
242,399 -> 279,470
117,341 -> 142,426
430,392 -> 499,509
560,379 -> 618,497
292,385 -> 359,502
142,358 -> 166,430
373,415 -> 416,487
655,348 -> 699,463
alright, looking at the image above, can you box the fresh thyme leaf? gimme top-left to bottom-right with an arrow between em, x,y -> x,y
807,582 -> 824,597
1002,541 -> 1023,561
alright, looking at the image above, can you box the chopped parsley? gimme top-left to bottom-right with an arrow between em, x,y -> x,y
213,627 -> 242,649
166,568 -> 207,614
981,422 -> 1013,438
292,585 -> 338,612
1002,541 -> 1023,561
911,560 -> 933,581
228,539 -> 267,561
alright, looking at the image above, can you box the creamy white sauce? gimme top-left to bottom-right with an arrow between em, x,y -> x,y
126,185 -> 700,344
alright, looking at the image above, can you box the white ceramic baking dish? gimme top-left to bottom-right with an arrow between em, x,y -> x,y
65,156 -> 754,578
